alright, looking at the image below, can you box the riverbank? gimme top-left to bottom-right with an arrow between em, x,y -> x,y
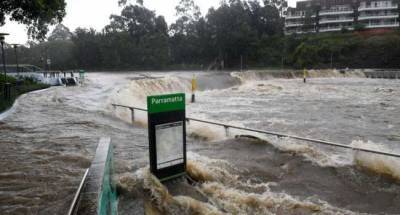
0,76 -> 50,113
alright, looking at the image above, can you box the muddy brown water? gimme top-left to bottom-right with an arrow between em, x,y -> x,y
1,71 -> 400,214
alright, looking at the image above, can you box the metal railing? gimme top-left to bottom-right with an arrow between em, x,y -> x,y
68,169 -> 89,215
68,137 -> 117,215
359,4 -> 398,10
112,104 -> 400,159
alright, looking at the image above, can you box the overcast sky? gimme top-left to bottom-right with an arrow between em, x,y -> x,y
0,0 -> 297,45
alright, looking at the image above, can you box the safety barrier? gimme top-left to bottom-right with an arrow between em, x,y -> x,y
112,103 -> 400,159
68,137 -> 118,215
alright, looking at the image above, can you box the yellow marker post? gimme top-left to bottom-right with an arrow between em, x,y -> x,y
303,68 -> 307,83
191,74 -> 196,103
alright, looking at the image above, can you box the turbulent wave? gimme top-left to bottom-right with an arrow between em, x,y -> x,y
352,140 -> 400,181
110,72 -> 400,182
187,122 -> 349,168
231,69 -> 365,83
266,137 -> 349,167
114,75 -> 191,105
110,75 -> 191,125
118,152 -> 355,215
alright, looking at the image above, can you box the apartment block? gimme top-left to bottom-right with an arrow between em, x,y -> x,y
285,0 -> 400,34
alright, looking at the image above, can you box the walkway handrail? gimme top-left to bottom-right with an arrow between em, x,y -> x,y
67,137 -> 117,215
111,103 -> 400,159
68,168 -> 89,215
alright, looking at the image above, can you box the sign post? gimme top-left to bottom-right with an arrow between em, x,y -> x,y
79,69 -> 85,84
147,93 -> 186,181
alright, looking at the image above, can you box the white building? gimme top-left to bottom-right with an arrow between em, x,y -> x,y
285,0 -> 399,34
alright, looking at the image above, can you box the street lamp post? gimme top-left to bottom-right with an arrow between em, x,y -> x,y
11,44 -> 20,76
0,33 -> 11,100
0,33 -> 9,83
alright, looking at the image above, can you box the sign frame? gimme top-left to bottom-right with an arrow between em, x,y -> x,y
147,93 -> 186,181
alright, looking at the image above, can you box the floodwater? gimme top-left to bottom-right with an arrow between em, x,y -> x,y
1,70 -> 400,214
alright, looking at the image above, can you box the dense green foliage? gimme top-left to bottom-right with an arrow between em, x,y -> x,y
3,0 -> 400,70
0,0 -> 66,40
0,76 -> 49,113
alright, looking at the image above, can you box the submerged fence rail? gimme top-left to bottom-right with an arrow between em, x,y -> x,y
112,103 -> 400,159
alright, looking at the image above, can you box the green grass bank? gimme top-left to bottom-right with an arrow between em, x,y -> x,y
0,76 -> 50,113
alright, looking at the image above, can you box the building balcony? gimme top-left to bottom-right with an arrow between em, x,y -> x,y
319,27 -> 354,32
285,15 -> 316,20
285,30 -> 316,35
319,18 -> 354,24
365,22 -> 399,28
285,23 -> 304,27
319,9 -> 354,16
285,15 -> 303,20
358,14 -> 398,20
358,5 -> 398,11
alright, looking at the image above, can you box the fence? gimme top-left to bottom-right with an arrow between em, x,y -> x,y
112,103 -> 400,159
0,83 -> 18,101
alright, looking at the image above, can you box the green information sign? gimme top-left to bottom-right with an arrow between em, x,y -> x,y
147,93 -> 185,114
147,93 -> 186,181
79,69 -> 85,79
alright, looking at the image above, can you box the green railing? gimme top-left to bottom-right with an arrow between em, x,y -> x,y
68,137 -> 118,215
98,138 -> 118,215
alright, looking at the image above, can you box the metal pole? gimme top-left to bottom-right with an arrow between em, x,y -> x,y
67,168 -> 89,215
240,55 -> 243,72
1,41 -> 6,83
0,33 -> 9,84
14,45 -> 19,76
130,108 -> 135,123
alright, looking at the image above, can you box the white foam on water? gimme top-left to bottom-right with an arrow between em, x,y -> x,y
187,152 -> 355,215
351,140 -> 400,181
119,153 -> 356,214
110,73 -> 400,178
109,74 -> 192,126
231,69 -> 365,84
200,182 -> 355,215
118,167 -> 222,214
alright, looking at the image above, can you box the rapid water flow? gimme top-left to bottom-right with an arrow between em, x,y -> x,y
1,70 -> 400,214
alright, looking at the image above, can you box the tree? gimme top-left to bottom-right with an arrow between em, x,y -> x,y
0,0 -> 66,40
302,8 -> 315,33
71,28 -> 102,69
104,3 -> 169,69
48,24 -> 73,41
263,0 -> 288,17
170,0 -> 201,35
206,0 -> 258,67
248,0 -> 283,37
169,0 -> 206,66
105,4 -> 158,43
